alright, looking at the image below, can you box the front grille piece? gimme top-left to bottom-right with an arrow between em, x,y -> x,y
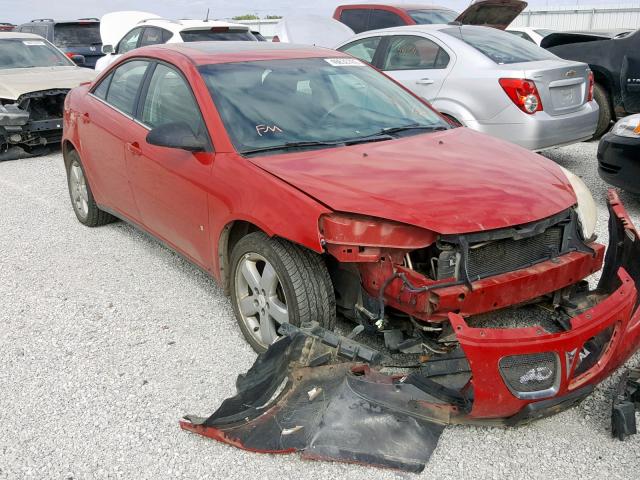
499,352 -> 560,399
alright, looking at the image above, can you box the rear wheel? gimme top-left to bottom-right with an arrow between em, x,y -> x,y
230,232 -> 335,353
65,150 -> 115,227
592,83 -> 613,140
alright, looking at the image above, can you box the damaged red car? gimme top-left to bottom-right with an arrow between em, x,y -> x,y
62,42 -> 640,470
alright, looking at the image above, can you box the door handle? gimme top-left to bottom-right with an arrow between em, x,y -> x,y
126,141 -> 142,156
416,78 -> 434,85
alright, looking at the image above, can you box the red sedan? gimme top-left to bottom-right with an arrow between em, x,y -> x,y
62,42 -> 640,423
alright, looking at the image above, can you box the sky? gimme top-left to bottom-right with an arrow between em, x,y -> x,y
0,0 -> 637,24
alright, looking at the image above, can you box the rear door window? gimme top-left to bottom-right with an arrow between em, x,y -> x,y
53,23 -> 101,47
339,9 -> 369,34
382,35 -> 450,70
105,60 -> 149,115
117,27 -> 143,54
443,26 -> 556,64
368,10 -> 405,30
338,36 -> 382,64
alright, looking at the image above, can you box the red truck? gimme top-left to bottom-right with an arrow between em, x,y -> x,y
333,0 -> 527,33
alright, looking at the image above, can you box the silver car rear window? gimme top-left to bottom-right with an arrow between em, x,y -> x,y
442,26 -> 557,64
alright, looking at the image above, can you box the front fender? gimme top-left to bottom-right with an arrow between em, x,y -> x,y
208,153 -> 331,283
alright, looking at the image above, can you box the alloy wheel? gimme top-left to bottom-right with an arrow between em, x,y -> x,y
234,252 -> 289,349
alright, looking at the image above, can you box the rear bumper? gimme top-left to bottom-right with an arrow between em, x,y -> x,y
467,100 -> 599,151
598,132 -> 640,194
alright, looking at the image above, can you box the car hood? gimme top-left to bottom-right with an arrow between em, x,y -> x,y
99,11 -> 160,48
250,128 -> 577,235
0,66 -> 96,101
455,0 -> 528,30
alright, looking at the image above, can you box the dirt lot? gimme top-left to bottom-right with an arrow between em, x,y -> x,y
1,142 -> 639,479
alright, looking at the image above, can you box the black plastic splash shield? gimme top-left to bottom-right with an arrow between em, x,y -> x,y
180,327 -> 445,473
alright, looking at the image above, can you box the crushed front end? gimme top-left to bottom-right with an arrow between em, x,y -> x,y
0,89 -> 69,156
182,191 -> 639,471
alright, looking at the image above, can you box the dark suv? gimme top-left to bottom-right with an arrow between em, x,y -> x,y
16,19 -> 103,67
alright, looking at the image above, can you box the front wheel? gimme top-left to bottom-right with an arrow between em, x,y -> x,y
229,232 -> 336,353
592,83 -> 613,140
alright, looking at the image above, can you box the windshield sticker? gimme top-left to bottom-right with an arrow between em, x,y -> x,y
256,125 -> 283,136
23,40 -> 46,46
324,58 -> 366,67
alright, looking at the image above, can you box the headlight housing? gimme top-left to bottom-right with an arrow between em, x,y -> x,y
611,114 -> 640,138
319,213 -> 436,249
559,166 -> 597,240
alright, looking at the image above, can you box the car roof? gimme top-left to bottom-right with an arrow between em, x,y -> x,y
349,23 -> 451,38
340,3 -> 454,11
137,18 -> 248,32
0,31 -> 46,39
137,41 -> 349,65
22,19 -> 99,24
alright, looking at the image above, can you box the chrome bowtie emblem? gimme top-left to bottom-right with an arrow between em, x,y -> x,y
565,70 -> 577,78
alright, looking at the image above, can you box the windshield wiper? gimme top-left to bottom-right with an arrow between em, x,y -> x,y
380,123 -> 449,136
241,140 -> 344,156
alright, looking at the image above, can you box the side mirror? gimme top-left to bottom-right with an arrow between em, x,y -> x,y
146,122 -> 208,152
101,44 -> 114,54
70,54 -> 85,66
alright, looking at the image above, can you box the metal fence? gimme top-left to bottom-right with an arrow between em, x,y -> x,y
511,4 -> 640,30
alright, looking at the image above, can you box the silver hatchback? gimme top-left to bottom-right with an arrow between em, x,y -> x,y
336,25 -> 599,151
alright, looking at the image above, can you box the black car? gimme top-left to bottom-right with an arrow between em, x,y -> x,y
598,114 -> 640,194
15,18 -> 103,67
542,30 -> 640,138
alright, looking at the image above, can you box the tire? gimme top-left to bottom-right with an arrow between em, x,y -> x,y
65,149 -> 115,227
229,231 -> 336,353
592,83 -> 613,140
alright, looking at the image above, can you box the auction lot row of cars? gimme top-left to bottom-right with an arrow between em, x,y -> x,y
2,0 -> 640,473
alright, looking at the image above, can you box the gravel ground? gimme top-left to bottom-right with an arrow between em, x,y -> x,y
1,141 -> 639,479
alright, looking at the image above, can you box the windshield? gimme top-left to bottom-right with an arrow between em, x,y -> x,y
0,38 -> 73,69
199,57 -> 448,155
180,29 -> 256,42
54,23 -> 101,47
443,26 -> 557,64
408,9 -> 458,25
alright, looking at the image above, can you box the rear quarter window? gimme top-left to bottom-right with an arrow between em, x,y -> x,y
443,26 -> 557,64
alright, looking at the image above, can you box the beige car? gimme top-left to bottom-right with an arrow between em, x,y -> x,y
0,32 -> 95,159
